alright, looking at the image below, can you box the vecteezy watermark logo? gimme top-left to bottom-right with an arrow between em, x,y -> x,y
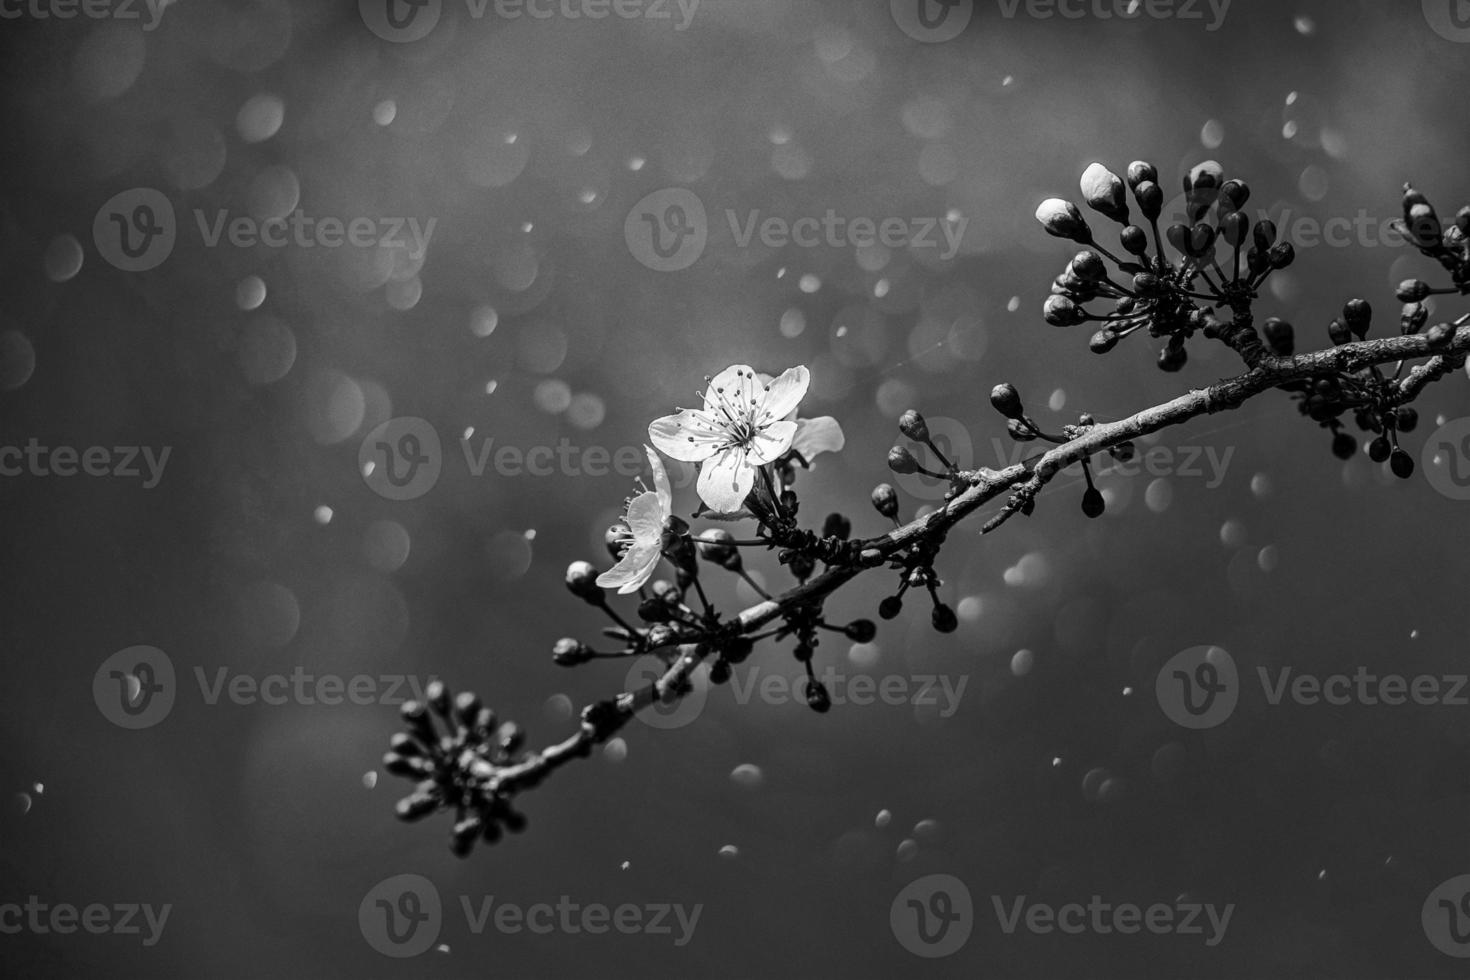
360,417 -> 443,501
0,0 -> 170,30
360,874 -> 443,958
891,874 -> 973,958
94,649 -> 438,729
625,188 -> 708,272
1423,0 -> 1470,42
362,420 -> 683,498
992,895 -> 1234,946
93,188 -> 436,272
1156,646 -> 1238,729
360,874 -> 702,955
1424,875 -> 1470,957
996,0 -> 1230,30
92,646 -> 176,730
0,897 -> 172,946
0,440 -> 172,488
93,188 -> 176,273
625,188 -> 966,272
359,0 -> 443,42
360,0 -> 698,42
1422,417 -> 1470,501
890,0 -> 974,42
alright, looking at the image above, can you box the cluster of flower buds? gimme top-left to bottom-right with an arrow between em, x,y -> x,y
991,384 -> 1127,518
1394,184 -> 1470,288
384,681 -> 531,857
1038,160 -> 1294,370
1268,298 -> 1454,478
867,409 -> 962,632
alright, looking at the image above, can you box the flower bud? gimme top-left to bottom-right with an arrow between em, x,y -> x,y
696,528 -> 741,571
1342,299 -> 1372,338
1402,183 -> 1430,220
1044,294 -> 1087,327
878,595 -> 903,620
553,637 -> 593,666
1081,487 -> 1105,519
1126,160 -> 1158,190
1395,407 -> 1419,433
822,512 -> 851,540
1120,225 -> 1149,256
931,604 -> 958,633
1132,272 -> 1163,295
1071,249 -> 1107,281
1426,322 -> 1455,349
1080,163 -> 1129,224
638,597 -> 673,623
1007,418 -> 1036,442
395,792 -> 440,822
1219,210 -> 1248,248
724,636 -> 754,664
1035,198 -> 1092,242
709,659 -> 732,685
1331,432 -> 1357,460
1327,319 -> 1352,346
1401,303 -> 1429,335
1219,179 -> 1250,213
1268,242 -> 1295,269
1134,181 -> 1163,222
400,699 -> 436,745
871,483 -> 899,519
1253,219 -> 1278,251
990,383 -> 1025,420
423,684 -> 453,724
805,679 -> 831,713
1186,223 -> 1217,257
845,619 -> 877,643
1165,223 -> 1190,256
1262,317 -> 1295,356
1367,436 -> 1391,463
1089,329 -> 1119,354
1158,345 -> 1187,372
1390,449 -> 1414,479
887,445 -> 920,475
898,408 -> 929,443
1184,160 -> 1224,194
1395,279 -> 1431,303
1110,441 -> 1136,462
565,561 -> 603,602
454,691 -> 483,728
1407,202 -> 1442,248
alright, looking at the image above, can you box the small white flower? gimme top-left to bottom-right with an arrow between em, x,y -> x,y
596,446 -> 672,594
648,364 -> 809,513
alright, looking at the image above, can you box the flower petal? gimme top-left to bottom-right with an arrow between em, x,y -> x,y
702,364 -> 762,418
756,365 -> 810,425
747,419 -> 797,465
623,491 -> 665,541
696,446 -> 757,513
644,445 -> 672,515
789,415 -> 845,462
596,543 -> 661,594
649,411 -> 724,462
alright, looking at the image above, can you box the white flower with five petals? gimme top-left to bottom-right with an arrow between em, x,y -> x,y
648,364 -> 810,514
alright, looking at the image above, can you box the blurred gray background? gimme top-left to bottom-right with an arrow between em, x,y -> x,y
2,0 -> 1470,976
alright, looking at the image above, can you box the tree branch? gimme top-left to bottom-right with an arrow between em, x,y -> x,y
450,325 -> 1470,814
